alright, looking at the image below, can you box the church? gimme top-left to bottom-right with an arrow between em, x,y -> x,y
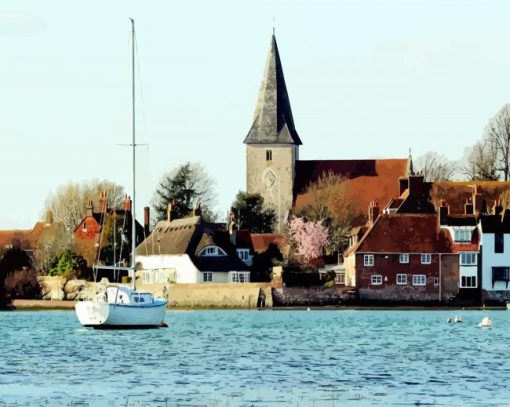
244,34 -> 409,230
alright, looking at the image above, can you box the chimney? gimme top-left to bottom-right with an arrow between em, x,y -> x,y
99,191 -> 108,213
193,202 -> 202,217
86,199 -> 93,217
167,201 -> 174,223
464,197 -> 474,215
473,184 -> 483,215
408,173 -> 424,197
144,206 -> 150,236
122,195 -> 132,212
439,200 -> 449,225
495,198 -> 504,217
398,177 -> 408,196
368,201 -> 380,224
45,210 -> 54,225
227,212 -> 237,244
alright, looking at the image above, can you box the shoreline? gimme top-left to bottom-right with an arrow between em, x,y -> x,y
8,300 -> 507,311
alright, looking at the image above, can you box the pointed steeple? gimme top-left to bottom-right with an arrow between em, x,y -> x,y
244,34 -> 302,145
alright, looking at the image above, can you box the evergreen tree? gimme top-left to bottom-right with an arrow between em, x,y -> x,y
231,192 -> 276,233
153,162 -> 217,222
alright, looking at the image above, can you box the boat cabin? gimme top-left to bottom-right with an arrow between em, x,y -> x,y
99,286 -> 155,305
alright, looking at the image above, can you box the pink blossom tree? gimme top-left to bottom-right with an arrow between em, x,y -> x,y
289,216 -> 329,263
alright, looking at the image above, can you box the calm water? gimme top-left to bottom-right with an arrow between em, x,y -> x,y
0,310 -> 509,406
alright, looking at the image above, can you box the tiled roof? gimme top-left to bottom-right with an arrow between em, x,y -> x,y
250,233 -> 289,257
353,214 -> 453,254
0,221 -> 62,250
481,211 -> 510,233
294,159 -> 408,226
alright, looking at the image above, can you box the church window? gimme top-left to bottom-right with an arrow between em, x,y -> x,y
82,222 -> 87,231
266,150 -> 272,161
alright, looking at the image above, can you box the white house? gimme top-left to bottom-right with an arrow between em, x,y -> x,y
480,208 -> 510,303
135,214 -> 251,284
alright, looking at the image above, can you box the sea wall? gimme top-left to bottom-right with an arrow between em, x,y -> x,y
272,286 -> 349,306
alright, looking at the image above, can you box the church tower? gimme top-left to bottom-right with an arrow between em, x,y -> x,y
244,34 -> 302,231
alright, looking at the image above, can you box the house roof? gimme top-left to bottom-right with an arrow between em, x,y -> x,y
351,213 -> 453,254
194,255 -> 249,272
250,233 -> 290,257
294,158 -> 408,226
0,220 -> 63,251
443,215 -> 478,227
481,210 -> 510,233
244,35 -> 301,145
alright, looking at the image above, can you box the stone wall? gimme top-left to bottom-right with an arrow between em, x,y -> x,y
273,286 -> 349,306
140,282 -> 272,308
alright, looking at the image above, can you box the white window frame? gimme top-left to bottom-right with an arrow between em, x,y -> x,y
334,272 -> 345,285
82,222 -> 87,231
412,274 -> 426,286
237,249 -> 250,261
461,275 -> 477,288
230,271 -> 250,283
364,255 -> 374,267
198,245 -> 227,257
454,229 -> 471,243
202,272 -> 213,283
421,254 -> 432,264
434,277 -> 439,286
396,274 -> 407,285
460,252 -> 477,266
371,274 -> 382,285
399,254 -> 409,264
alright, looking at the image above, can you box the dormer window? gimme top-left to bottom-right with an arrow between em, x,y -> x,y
266,150 -> 272,161
454,229 -> 471,243
198,245 -> 227,257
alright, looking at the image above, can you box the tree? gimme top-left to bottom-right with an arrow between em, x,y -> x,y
289,216 -> 329,264
486,104 -> 510,180
34,219 -> 73,273
48,250 -> 88,279
415,152 -> 456,181
44,179 -> 125,233
296,172 -> 354,252
230,192 -> 276,233
0,248 -> 36,307
462,141 -> 499,181
153,162 -> 217,222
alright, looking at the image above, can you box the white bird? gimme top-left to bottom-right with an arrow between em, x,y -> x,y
446,317 -> 452,323
454,315 -> 463,323
479,316 -> 492,328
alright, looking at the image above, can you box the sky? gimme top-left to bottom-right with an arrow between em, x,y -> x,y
2,0 -> 510,229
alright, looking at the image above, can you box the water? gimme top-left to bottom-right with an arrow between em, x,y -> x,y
0,310 -> 509,406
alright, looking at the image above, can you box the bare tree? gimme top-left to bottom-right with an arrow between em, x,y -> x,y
486,104 -> 510,180
44,179 -> 125,233
462,141 -> 499,181
415,152 -> 456,181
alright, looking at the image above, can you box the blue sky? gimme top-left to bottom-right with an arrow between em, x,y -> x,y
2,0 -> 510,229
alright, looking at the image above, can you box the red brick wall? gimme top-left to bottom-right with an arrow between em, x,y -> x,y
74,216 -> 101,241
356,253 -> 443,301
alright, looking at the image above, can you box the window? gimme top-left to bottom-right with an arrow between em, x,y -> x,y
460,252 -> 477,265
206,247 -> 216,255
371,275 -> 382,285
334,273 -> 345,285
399,254 -> 409,264
396,274 -> 407,285
495,233 -> 504,253
82,222 -> 87,231
198,246 -> 227,257
230,271 -> 250,283
461,276 -> 477,288
202,272 -> 212,282
237,249 -> 250,261
434,278 -> 439,286
412,275 -> 426,286
454,229 -> 471,242
421,254 -> 432,264
364,255 -> 374,267
492,267 -> 510,288
266,150 -> 272,161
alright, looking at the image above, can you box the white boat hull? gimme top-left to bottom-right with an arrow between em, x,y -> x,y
75,300 -> 167,329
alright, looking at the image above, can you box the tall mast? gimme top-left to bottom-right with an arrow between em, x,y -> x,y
130,18 -> 136,291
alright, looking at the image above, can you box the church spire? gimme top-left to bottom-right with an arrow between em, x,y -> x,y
244,34 -> 302,145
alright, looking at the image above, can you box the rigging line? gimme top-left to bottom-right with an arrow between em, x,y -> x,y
134,30 -> 148,132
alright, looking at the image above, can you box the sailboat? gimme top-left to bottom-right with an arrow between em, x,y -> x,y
75,19 -> 168,329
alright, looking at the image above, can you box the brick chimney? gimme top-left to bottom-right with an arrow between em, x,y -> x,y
167,201 -> 175,223
368,201 -> 380,224
86,199 -> 93,217
494,199 -> 504,217
473,184 -> 483,215
398,177 -> 408,196
99,191 -> 107,213
122,195 -> 132,212
439,200 -> 449,225
464,198 -> 474,215
408,172 -> 424,197
144,206 -> 150,236
193,202 -> 202,217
